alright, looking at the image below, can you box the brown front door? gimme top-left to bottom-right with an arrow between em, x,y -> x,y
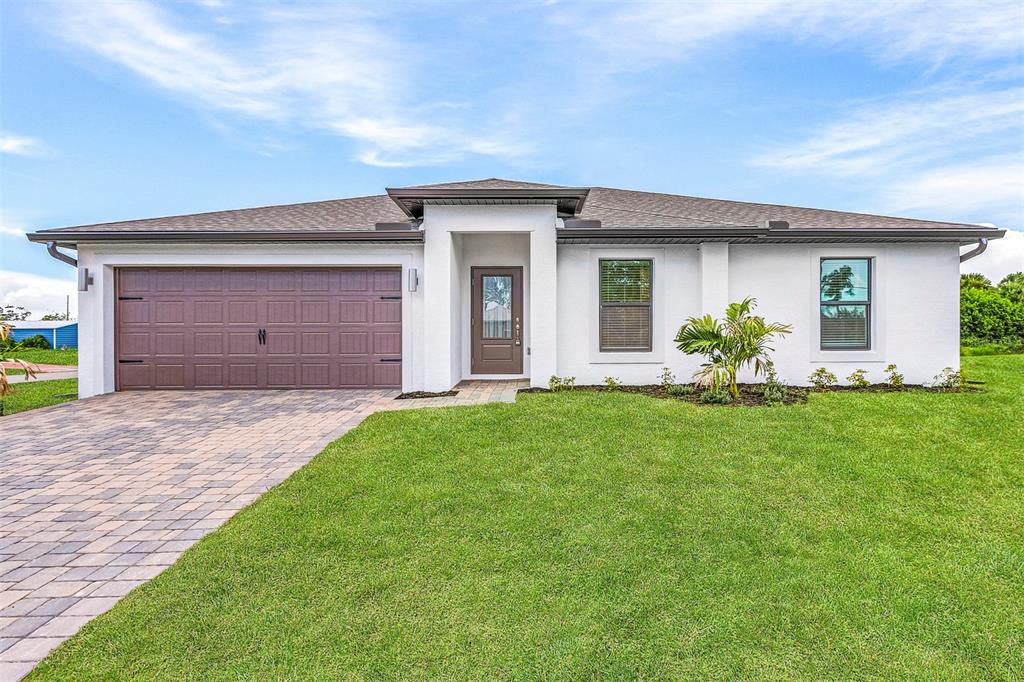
471,267 -> 523,375
115,267 -> 402,390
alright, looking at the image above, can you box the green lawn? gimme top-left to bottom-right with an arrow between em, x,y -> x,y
0,378 -> 77,416
32,356 -> 1023,680
6,347 -> 78,365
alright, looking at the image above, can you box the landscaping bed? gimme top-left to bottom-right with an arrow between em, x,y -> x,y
395,389 -> 459,400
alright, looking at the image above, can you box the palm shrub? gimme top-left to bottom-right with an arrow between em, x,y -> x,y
674,298 -> 792,399
0,323 -> 38,401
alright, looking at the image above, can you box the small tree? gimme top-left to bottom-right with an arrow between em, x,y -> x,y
41,312 -> 71,321
674,298 -> 792,399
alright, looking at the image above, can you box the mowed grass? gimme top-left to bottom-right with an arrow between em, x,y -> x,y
7,348 -> 78,365
0,378 -> 77,416
32,356 -> 1024,680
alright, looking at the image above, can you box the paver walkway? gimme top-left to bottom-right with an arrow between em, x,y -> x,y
0,380 -> 525,680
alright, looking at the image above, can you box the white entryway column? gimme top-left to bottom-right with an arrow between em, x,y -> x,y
423,228 -> 457,391
699,242 -> 729,316
529,225 -> 557,387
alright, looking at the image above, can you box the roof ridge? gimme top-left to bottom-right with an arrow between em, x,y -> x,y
590,186 -> 989,230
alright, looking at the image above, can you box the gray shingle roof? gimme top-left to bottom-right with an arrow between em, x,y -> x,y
32,178 -> 994,235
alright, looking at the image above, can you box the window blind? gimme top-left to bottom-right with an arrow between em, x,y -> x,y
599,259 -> 652,352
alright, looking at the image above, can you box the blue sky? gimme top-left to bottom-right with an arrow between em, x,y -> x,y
2,0 -> 1022,316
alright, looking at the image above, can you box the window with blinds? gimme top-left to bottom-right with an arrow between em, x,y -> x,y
820,258 -> 871,350
599,259 -> 652,352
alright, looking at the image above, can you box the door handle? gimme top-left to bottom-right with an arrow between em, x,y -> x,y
258,328 -> 266,345
514,317 -> 521,346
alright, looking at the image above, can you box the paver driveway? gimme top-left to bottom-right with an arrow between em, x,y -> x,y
0,383 -> 524,680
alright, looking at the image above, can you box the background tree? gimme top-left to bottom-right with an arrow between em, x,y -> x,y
960,273 -> 993,290
41,312 -> 71,321
997,273 -> 1024,304
0,305 -> 31,321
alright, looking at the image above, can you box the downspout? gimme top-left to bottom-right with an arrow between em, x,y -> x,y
959,238 -> 988,263
46,241 -> 78,267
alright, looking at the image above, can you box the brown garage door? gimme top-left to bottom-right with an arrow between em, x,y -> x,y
116,267 -> 402,390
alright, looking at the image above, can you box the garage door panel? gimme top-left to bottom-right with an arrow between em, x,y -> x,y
227,301 -> 258,324
120,333 -> 150,355
155,364 -> 185,388
301,301 -> 330,323
194,301 -> 224,323
154,333 -> 185,356
338,364 -> 369,387
374,331 -> 401,355
374,363 -> 401,387
156,270 -> 185,292
373,300 -> 401,323
194,270 -> 224,292
227,270 -> 258,292
339,301 -> 368,322
195,364 -> 224,387
266,331 -> 296,355
117,267 -> 401,390
267,301 -> 297,323
194,333 -> 224,355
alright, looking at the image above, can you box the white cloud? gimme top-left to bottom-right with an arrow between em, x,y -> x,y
961,229 -> 1024,283
883,156 -> 1024,224
44,1 -> 526,167
566,0 -> 1024,71
0,134 -> 45,157
0,270 -> 77,319
751,88 -> 1024,177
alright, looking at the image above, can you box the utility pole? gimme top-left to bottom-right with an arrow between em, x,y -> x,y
66,295 -> 70,320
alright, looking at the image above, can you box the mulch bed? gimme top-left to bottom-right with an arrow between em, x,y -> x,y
395,390 -> 460,400
518,382 -> 979,407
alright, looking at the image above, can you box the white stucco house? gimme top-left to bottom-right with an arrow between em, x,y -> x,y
28,179 -> 1004,397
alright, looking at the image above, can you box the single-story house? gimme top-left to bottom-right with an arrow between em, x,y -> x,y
27,179 -> 1004,397
7,320 -> 79,349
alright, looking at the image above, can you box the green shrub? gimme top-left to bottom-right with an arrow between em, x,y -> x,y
846,369 -> 870,388
761,362 -> 788,405
667,383 -> 693,396
933,367 -> 966,390
659,367 -> 675,388
548,375 -> 575,391
884,363 -> 904,389
808,367 -> 837,389
19,334 -> 51,349
998,272 -> 1024,304
699,387 -> 733,404
603,376 -> 620,390
961,286 -> 1024,342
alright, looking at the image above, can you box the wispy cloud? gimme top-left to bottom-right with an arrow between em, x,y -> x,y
1,134 -> 46,157
564,0 -> 1024,71
44,1 -> 528,167
751,87 -> 1024,176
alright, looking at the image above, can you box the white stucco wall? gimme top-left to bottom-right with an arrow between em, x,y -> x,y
74,242 -> 424,398
556,242 -> 960,386
421,204 -> 557,390
72,209 -> 962,397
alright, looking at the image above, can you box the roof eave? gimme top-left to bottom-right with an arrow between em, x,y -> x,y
556,226 -> 1005,244
26,230 -> 425,247
386,187 -> 591,218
